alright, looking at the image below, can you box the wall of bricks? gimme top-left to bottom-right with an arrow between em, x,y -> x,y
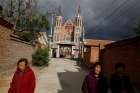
84,46 -> 100,64
83,46 -> 91,64
83,39 -> 114,65
100,36 -> 140,90
0,25 -> 11,65
0,25 -> 35,73
90,47 -> 100,63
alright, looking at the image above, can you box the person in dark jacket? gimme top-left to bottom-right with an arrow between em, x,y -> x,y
8,58 -> 36,93
110,62 -> 133,93
82,62 -> 108,93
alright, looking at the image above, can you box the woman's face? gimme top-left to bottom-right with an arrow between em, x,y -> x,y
18,61 -> 26,71
94,65 -> 101,75
117,67 -> 125,76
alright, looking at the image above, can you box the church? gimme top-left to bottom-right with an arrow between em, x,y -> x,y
52,7 -> 83,58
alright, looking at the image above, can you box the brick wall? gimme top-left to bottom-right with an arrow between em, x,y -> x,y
0,25 -> 11,65
6,39 -> 34,66
90,47 -> 99,63
100,36 -> 140,90
0,25 -> 35,73
84,46 -> 100,64
83,39 -> 114,65
84,46 -> 91,64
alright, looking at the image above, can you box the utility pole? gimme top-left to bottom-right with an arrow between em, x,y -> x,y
81,26 -> 85,61
79,26 -> 85,64
47,10 -> 56,57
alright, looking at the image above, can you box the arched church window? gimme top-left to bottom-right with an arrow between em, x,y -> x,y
57,34 -> 59,42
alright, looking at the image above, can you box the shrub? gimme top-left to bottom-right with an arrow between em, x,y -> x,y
32,48 -> 49,66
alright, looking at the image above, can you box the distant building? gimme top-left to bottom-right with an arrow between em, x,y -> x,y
36,32 -> 48,49
83,39 -> 114,64
52,7 -> 83,58
100,36 -> 140,90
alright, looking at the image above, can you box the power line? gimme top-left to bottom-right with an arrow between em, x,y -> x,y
107,0 -> 140,27
86,0 -> 140,39
94,0 -> 140,35
93,0 -> 117,20
86,0 -> 130,35
84,0 -> 117,35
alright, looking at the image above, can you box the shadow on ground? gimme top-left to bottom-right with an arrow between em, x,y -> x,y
57,68 -> 86,93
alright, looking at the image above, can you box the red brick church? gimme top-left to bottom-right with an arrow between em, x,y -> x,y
52,7 -> 83,58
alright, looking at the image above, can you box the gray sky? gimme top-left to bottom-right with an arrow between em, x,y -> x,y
2,0 -> 140,41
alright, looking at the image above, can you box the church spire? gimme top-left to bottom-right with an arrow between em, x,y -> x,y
75,5 -> 82,27
76,5 -> 81,16
78,5 -> 81,14
57,5 -> 62,16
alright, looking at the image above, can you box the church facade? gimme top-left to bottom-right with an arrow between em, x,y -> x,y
52,9 -> 83,58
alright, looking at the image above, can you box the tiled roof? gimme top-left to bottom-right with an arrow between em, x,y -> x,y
105,36 -> 140,48
84,39 -> 114,46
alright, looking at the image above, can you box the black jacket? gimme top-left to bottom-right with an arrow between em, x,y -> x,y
110,74 -> 133,93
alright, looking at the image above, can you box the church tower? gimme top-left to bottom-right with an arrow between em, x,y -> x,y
53,15 -> 62,43
55,16 -> 62,28
53,5 -> 63,43
55,6 -> 63,28
76,5 -> 82,28
74,5 -> 83,43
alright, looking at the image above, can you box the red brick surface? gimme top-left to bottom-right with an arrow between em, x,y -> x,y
84,39 -> 114,64
100,36 -> 140,90
0,25 -> 34,72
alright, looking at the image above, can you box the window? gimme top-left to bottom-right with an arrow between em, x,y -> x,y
84,47 -> 89,52
64,34 -> 66,42
57,34 -> 59,42
75,34 -> 77,42
77,34 -> 79,42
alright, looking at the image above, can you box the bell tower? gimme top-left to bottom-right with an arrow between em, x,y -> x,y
55,5 -> 63,32
76,5 -> 82,28
74,5 -> 83,43
55,16 -> 62,27
53,6 -> 63,43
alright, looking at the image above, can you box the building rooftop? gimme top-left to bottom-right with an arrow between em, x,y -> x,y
84,39 -> 114,46
0,17 -> 13,29
104,35 -> 140,48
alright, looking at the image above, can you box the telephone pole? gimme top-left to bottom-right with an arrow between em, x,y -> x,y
47,10 -> 57,57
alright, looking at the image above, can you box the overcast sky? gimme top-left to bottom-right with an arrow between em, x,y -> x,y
2,0 -> 140,41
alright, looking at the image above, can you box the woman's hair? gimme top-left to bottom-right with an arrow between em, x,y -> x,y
17,58 -> 28,66
91,62 -> 102,72
115,62 -> 125,70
